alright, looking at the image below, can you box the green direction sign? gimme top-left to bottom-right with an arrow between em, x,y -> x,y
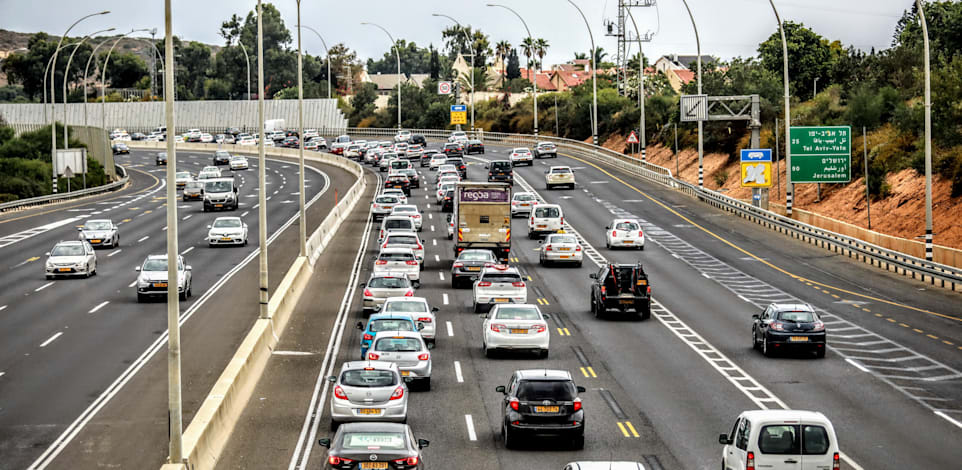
789,126 -> 852,183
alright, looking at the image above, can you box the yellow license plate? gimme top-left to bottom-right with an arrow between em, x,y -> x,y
400,371 -> 410,376
560,255 -> 571,259
494,298 -> 509,303
154,283 -> 168,288
619,299 -> 634,304
361,463 -> 388,469
537,224 -> 546,228
90,239 -> 102,243
214,204 -> 223,208
637,280 -> 647,286
221,237 -> 232,241
790,336 -> 809,342
58,268 -> 72,272
534,406 -> 560,413
624,240 -> 633,244
520,203 -> 529,206
358,408 -> 380,415
466,267 -> 480,271
510,329 -> 528,334
559,247 -> 571,251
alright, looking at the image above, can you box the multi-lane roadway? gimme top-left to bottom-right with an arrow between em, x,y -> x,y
212,139 -> 962,470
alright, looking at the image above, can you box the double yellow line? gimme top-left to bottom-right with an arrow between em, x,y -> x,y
617,421 -> 640,438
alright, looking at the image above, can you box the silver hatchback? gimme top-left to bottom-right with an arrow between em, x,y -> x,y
361,272 -> 414,314
328,361 -> 409,429
367,331 -> 433,391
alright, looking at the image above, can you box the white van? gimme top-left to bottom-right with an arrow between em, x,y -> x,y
719,410 -> 840,470
527,203 -> 564,238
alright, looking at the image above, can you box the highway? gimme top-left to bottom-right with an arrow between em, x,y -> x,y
212,140 -> 962,470
0,148 -> 359,470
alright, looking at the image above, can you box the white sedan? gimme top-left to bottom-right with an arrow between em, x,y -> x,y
229,155 -> 249,170
539,232 -> 583,267
606,219 -> 645,250
482,304 -> 550,358
390,205 -> 423,231
207,216 -> 248,246
381,296 -> 439,345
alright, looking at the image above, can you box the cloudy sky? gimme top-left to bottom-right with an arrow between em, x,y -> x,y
2,0 -> 913,66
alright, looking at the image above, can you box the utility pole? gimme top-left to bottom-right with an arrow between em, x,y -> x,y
864,126 -> 871,230
680,0 -> 703,188
604,0 -> 655,96
296,0 -> 306,257
769,0 -> 793,216
150,28 -> 157,99
917,0 -> 934,262
257,0 -> 269,319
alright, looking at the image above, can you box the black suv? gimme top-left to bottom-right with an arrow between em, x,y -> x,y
384,174 -> 411,196
465,139 -> 485,154
589,263 -> 651,319
213,150 -> 231,165
487,160 -> 513,185
410,134 -> 427,146
496,369 -> 586,449
445,157 -> 467,178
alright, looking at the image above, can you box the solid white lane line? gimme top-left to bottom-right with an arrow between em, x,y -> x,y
88,301 -> 109,314
39,332 -> 63,348
446,321 -> 454,336
439,272 -> 445,281
846,358 -> 871,373
137,236 -> 149,243
108,249 -> 122,257
454,361 -> 464,383
464,415 -> 477,441
442,293 -> 449,305
241,211 -> 250,217
35,282 -> 54,292
935,411 -> 962,431
182,246 -> 195,254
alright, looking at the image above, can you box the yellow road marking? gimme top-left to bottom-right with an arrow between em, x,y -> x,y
25,256 -> 40,263
913,328 -> 924,333
863,308 -> 872,312
580,367 -> 589,377
562,327 -> 570,336
943,340 -> 954,346
536,298 -> 545,306
624,421 -> 640,438
559,152 -> 962,323
899,323 -> 910,328
586,366 -> 597,378
129,207 -> 140,210
143,210 -> 152,214
527,276 -> 532,281
927,334 -> 939,340
540,298 -> 550,305
557,327 -> 565,335
121,218 -> 132,223
886,318 -> 896,323
831,294 -> 840,299
875,313 -> 883,318
616,422 -> 630,437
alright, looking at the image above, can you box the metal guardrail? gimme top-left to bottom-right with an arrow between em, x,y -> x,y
340,127 -> 962,290
0,166 -> 129,213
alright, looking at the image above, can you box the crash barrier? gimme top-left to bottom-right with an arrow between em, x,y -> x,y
0,167 -> 128,213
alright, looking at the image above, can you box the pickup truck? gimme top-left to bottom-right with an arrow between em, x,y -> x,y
589,263 -> 651,319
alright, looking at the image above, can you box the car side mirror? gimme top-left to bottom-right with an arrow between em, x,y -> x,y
355,321 -> 364,330
605,226 -> 610,230
495,385 -> 506,394
417,323 -> 425,331
544,170 -> 550,174
200,189 -> 204,195
234,187 -> 238,193
358,282 -> 366,288
718,434 -> 732,445
752,314 -> 759,320
484,164 -> 489,169
431,307 -> 439,312
538,240 -> 544,244
186,265 -> 192,271
327,376 -> 337,383
417,439 -> 430,449
589,273 -> 597,279
576,386 -> 587,393
207,225 -> 212,229
543,313 -> 551,320
426,342 -> 435,350
318,438 -> 331,448
135,266 -> 141,272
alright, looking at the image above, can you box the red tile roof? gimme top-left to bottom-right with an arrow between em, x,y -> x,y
673,69 -> 695,84
521,69 -> 557,91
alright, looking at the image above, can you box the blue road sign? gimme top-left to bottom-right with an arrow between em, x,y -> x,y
740,149 -> 772,162
451,105 -> 467,112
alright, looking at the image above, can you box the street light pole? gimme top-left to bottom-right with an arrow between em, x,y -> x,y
43,42 -> 79,130
487,3 -> 537,135
813,77 -> 819,99
916,0 -> 933,261
257,0 -> 269,319
102,29 -> 150,164
82,38 -> 110,132
63,28 -> 115,152
627,9 -> 647,162
295,0 -> 306,257
49,10 -> 109,194
237,40 -> 251,100
301,25 -> 331,99
432,14 -> 475,130
680,0 -> 703,188
162,0 -> 183,464
768,0 -> 793,215
361,22 -> 401,128
567,1 -> 598,146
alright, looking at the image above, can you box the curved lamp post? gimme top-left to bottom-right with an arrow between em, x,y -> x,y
361,22 -> 401,128
567,1 -> 597,146
82,38 -> 111,131
487,3 -> 538,135
915,0 -> 933,261
63,28 -> 115,155
301,25 -> 331,100
101,29 -> 150,154
432,13 -> 474,130
43,42 -> 81,123
680,0 -> 703,188
767,0 -> 793,213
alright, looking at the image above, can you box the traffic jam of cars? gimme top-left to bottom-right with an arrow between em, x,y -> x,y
314,129 -> 842,470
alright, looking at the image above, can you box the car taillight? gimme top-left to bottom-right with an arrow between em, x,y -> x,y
328,456 -> 353,465
390,386 -> 404,401
813,320 -> 825,331
367,352 -> 379,360
770,322 -> 785,331
600,286 -> 606,296
375,260 -> 387,265
560,217 -> 564,224
573,398 -> 582,411
418,353 -> 430,361
509,398 -> 519,411
404,290 -> 414,297
612,230 -> 617,237
363,289 -> 373,297
484,262 -> 494,268
417,317 -> 432,323
746,451 -> 755,470
490,323 -> 506,332
416,243 -> 423,250
638,230 -> 644,237
545,245 -> 552,251
576,245 -> 582,251
453,262 -> 464,268
533,324 -> 546,333
647,286 -> 652,295
478,281 -> 492,287
512,281 -> 525,288
363,333 -> 373,340
394,457 -> 419,465
333,385 -> 348,400
405,260 -> 419,266
832,452 -> 840,470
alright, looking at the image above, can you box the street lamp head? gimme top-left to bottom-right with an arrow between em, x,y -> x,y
360,22 -> 370,25
98,10 -> 110,15
104,28 -> 117,33
431,13 -> 440,17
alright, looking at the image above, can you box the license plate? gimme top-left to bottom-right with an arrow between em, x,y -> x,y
214,204 -> 223,208
361,463 -> 388,469
537,224 -> 546,228
624,240 -> 633,244
466,267 -> 480,271
510,329 -> 528,334
559,247 -> 571,251
559,255 -> 570,259
520,203 -> 529,207
154,283 -> 168,288
91,239 -> 102,243
358,408 -> 380,415
58,268 -> 71,272
221,237 -> 232,241
534,406 -> 560,413
790,336 -> 809,342
494,298 -> 509,303
619,299 -> 634,304
400,371 -> 410,376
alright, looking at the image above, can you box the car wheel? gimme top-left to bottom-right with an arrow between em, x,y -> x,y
422,377 -> 431,392
606,240 -> 611,249
571,434 -> 585,450
330,420 -> 339,432
115,237 -> 120,247
46,274 -> 53,280
640,303 -> 651,321
84,264 -> 92,278
576,260 -> 583,268
451,277 -> 459,289
473,302 -> 480,313
752,327 -> 760,350
503,423 -> 514,449
539,349 -> 549,359
179,289 -> 187,301
762,335 -> 772,357
137,293 -> 146,303
484,344 -> 494,358
815,348 -> 826,358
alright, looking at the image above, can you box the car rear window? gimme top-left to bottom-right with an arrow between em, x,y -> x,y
615,222 -> 640,231
375,196 -> 398,204
374,337 -> 422,352
494,306 -> 540,320
340,369 -> 397,387
480,273 -> 522,283
459,251 -> 494,261
369,319 -> 415,332
535,207 -> 561,218
385,219 -> 414,230
802,425 -> 830,454
386,235 -> 418,245
383,301 -> 427,313
547,235 -> 577,244
517,380 -> 576,401
368,276 -> 411,288
513,194 -> 535,201
777,310 -> 817,322
342,432 -> 406,450
377,252 -> 414,262
758,425 -> 800,454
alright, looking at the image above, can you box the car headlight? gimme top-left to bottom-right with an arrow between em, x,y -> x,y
138,276 -> 149,288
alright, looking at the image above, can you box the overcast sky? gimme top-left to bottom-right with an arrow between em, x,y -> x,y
1,0 -> 913,67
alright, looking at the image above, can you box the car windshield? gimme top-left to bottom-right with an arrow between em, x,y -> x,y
615,222 -> 640,231
383,301 -> 427,313
551,168 -> 572,174
517,380 -> 576,401
440,184 -> 454,192
340,369 -> 397,387
51,245 -> 84,256
83,221 -> 111,230
535,207 -> 561,218
514,194 -> 535,201
481,273 -> 522,283
386,235 -> 418,245
459,251 -> 494,262
547,235 -> 577,244
369,319 -> 415,332
215,151 -> 230,157
142,259 -> 178,271
777,310 -> 817,322
494,306 -> 540,320
368,276 -> 411,288
213,219 -> 241,228
373,337 -> 422,352
186,182 -> 202,190
205,181 -> 233,192
341,432 -> 407,451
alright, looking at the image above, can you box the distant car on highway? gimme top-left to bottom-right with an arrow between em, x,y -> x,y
451,249 -> 496,288
213,150 -> 232,165
589,263 -> 651,319
380,231 -> 423,264
361,272 -> 415,314
527,204 -> 564,238
563,463 -> 646,470
372,194 -> 401,220
606,219 -> 644,249
130,132 -> 147,141
200,133 -> 214,143
302,128 -> 319,139
328,361 -> 410,429
539,232 -> 583,267
510,192 -> 537,217
448,131 -> 467,143
317,422 -> 429,468
366,330 -> 432,390
534,141 -> 558,158
77,219 -> 119,248
197,166 -> 221,180
373,247 -> 420,286
207,216 -> 248,247
175,171 -> 193,189
45,240 -> 97,279
356,314 -> 420,360
410,133 -> 426,146
156,152 -> 168,165
752,303 -> 826,358
465,139 -> 485,155
330,135 -> 351,155
482,304 -> 550,358
719,410 -> 839,470
428,154 -> 447,170
390,205 -> 423,231
202,177 -> 239,212
496,369 -> 585,449
473,265 -> 526,312
381,296 -> 438,346
442,142 -> 463,157
183,180 -> 203,201
111,142 -> 129,155
545,165 -> 576,189
394,129 -> 412,143
229,155 -> 249,170
510,147 -> 534,166
135,254 -> 192,302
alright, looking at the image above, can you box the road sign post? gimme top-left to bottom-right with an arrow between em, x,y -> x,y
450,104 -> 467,126
789,126 -> 852,183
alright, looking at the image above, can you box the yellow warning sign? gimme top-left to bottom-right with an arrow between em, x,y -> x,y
740,162 -> 772,188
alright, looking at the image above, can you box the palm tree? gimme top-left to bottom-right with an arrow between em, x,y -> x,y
574,52 -> 588,60
534,38 -> 549,71
592,47 -> 608,66
495,40 -> 511,91
521,37 -> 536,84
459,66 -> 492,92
